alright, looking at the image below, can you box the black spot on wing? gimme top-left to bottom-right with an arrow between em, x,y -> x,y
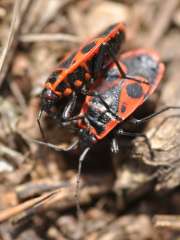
81,41 -> 96,54
96,23 -> 117,38
68,66 -> 86,86
121,104 -> 126,113
47,71 -> 59,84
59,51 -> 76,68
126,83 -> 143,99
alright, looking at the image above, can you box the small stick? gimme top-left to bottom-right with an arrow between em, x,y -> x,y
0,0 -> 32,86
154,214 -> 180,231
0,190 -> 58,223
20,33 -> 81,43
0,182 -> 110,223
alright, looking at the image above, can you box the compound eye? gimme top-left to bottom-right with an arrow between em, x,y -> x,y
42,89 -> 58,101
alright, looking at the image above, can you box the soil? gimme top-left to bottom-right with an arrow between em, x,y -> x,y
0,0 -> 180,239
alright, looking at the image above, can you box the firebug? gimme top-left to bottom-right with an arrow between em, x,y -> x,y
36,49 -> 170,214
38,22 -> 126,124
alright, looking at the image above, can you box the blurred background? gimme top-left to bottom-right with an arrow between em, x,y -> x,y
0,0 -> 180,239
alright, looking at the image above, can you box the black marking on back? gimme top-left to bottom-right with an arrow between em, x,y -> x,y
47,71 -> 59,84
59,51 -> 76,68
126,83 -> 143,99
121,104 -> 126,113
55,81 -> 70,92
107,31 -> 125,55
81,41 -> 96,54
121,54 -> 158,84
68,66 -> 86,86
90,30 -> 125,78
96,23 -> 117,38
86,59 -> 94,74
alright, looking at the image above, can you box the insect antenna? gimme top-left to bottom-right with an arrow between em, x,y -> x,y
30,137 -> 79,152
37,109 -> 47,142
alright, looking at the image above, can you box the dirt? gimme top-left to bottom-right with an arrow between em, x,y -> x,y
0,0 -> 180,239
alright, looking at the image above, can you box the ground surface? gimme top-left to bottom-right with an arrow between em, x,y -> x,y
0,0 -> 180,239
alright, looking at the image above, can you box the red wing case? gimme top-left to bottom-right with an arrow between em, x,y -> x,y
78,49 -> 165,140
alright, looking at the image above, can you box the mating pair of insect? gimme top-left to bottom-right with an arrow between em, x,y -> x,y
37,22 -> 179,212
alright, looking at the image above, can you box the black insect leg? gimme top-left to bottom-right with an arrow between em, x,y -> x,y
30,137 -> 79,152
105,43 -> 126,78
75,147 -> 91,219
60,114 -> 85,125
128,106 -> 180,126
93,42 -> 124,79
106,43 -> 150,85
37,110 -> 47,141
111,137 -> 120,154
37,109 -> 65,141
28,133 -> 88,217
110,137 -> 120,179
115,128 -> 154,159
61,92 -> 78,123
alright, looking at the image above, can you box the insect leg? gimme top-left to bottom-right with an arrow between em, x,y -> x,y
75,147 -> 91,218
111,137 -> 120,154
37,110 -> 47,141
26,136 -> 79,152
106,43 -> 150,85
61,92 -> 78,121
115,128 -> 154,159
128,106 -> 180,125
61,114 -> 85,124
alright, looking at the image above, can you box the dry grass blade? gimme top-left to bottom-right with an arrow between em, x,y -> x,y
0,0 -> 180,239
0,0 -> 32,86
154,215 -> 180,231
0,0 -> 21,81
0,181 -> 111,224
20,33 -> 81,43
0,143 -> 27,166
0,187 -> 69,223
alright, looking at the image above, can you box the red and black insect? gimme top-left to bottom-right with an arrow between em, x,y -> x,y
39,22 -> 126,123
73,48 -> 166,211
38,49 -> 168,213
77,49 -> 165,149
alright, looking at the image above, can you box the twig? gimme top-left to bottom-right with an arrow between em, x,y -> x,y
0,143 -> 27,166
9,81 -> 27,111
20,33 -> 81,43
0,0 -> 32,86
154,215 -> 180,231
16,180 -> 70,200
12,188 -> 67,224
0,182 -> 110,223
0,188 -> 63,223
0,0 -> 20,75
